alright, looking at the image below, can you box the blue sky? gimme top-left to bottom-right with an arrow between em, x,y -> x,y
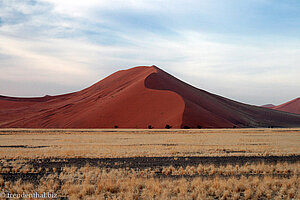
0,0 -> 299,105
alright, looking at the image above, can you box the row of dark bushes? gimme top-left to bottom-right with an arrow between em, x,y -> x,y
113,125 -> 242,129
113,125 -> 203,129
113,125 -> 274,129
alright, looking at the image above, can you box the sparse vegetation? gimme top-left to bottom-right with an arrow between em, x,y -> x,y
0,128 -> 299,159
0,128 -> 299,199
0,161 -> 299,199
165,124 -> 172,129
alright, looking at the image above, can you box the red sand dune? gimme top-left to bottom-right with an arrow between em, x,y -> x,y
271,98 -> 300,114
1,66 -> 300,128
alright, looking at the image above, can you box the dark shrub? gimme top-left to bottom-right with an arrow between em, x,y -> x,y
197,125 -> 202,129
114,125 -> 118,128
148,125 -> 152,129
233,125 -> 237,128
183,126 -> 190,129
165,124 -> 172,129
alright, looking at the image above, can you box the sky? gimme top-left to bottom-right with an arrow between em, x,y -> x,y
0,0 -> 300,105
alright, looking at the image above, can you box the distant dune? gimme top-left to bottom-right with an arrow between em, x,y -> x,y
271,98 -> 300,114
261,104 -> 275,108
1,66 -> 300,128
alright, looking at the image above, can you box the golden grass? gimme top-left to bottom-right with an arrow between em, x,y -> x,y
0,128 -> 299,159
0,162 -> 299,199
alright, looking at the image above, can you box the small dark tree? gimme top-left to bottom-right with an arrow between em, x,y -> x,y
197,125 -> 202,129
233,125 -> 237,128
114,125 -> 118,128
165,124 -> 172,129
183,125 -> 190,129
148,125 -> 152,129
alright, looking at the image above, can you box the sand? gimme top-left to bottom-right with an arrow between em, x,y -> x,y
272,98 -> 300,114
0,66 -> 300,128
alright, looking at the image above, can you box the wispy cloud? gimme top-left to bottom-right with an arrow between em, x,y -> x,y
0,0 -> 299,104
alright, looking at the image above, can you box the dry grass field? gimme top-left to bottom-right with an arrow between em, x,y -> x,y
0,128 -> 300,159
0,128 -> 299,199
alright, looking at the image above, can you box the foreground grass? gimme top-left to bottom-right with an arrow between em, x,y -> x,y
0,161 -> 299,199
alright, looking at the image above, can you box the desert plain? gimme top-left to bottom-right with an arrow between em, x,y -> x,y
0,128 -> 299,199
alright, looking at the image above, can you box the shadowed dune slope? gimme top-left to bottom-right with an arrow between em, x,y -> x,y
1,66 -> 300,128
145,67 -> 300,128
272,98 -> 300,114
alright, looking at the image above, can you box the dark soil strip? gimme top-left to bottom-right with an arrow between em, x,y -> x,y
0,172 -> 297,184
24,155 -> 300,169
0,173 -> 42,184
0,145 -> 48,148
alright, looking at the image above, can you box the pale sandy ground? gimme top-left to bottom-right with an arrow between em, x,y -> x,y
0,128 -> 299,159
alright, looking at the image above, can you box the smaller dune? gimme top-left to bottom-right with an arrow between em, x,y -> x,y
272,98 -> 300,114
